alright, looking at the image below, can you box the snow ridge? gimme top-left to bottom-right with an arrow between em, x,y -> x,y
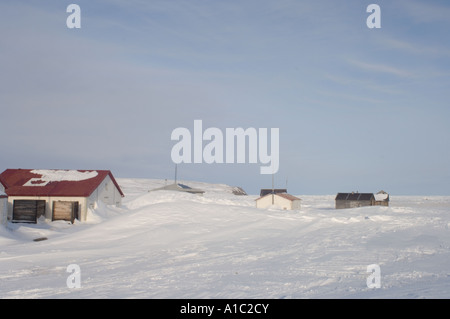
0,178 -> 449,299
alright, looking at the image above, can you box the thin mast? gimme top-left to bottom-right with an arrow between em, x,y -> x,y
175,164 -> 178,184
272,173 -> 274,205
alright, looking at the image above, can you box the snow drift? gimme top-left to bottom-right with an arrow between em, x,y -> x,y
0,178 -> 449,299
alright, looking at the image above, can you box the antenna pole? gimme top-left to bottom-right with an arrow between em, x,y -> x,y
272,173 -> 274,205
175,164 -> 177,184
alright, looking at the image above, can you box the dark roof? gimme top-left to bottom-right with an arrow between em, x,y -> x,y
335,193 -> 374,201
0,169 -> 124,198
260,189 -> 287,197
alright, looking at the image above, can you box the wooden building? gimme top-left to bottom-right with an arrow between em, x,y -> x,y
335,192 -> 375,209
0,169 -> 124,223
374,190 -> 390,206
256,193 -> 301,210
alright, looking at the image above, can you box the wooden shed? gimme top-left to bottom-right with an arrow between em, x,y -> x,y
0,169 -> 124,224
256,193 -> 301,210
335,192 -> 375,209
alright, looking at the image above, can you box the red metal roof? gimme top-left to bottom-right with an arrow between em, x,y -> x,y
0,169 -> 124,198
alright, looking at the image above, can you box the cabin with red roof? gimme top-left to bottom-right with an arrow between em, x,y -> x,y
0,169 -> 124,223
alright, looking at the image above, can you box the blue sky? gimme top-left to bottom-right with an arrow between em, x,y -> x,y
1,0 -> 449,195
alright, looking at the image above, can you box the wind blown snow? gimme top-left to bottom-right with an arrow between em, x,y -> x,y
23,170 -> 98,186
0,178 -> 449,298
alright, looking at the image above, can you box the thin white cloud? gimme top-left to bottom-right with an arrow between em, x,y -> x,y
324,73 -> 404,96
347,59 -> 414,78
378,36 -> 450,58
396,0 -> 450,24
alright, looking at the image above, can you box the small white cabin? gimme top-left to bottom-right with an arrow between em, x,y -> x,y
256,193 -> 301,210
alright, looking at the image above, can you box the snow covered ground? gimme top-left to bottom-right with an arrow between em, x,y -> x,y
0,178 -> 449,299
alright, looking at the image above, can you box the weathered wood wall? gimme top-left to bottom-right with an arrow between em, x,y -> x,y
335,199 -> 374,209
52,201 -> 79,223
12,200 -> 45,223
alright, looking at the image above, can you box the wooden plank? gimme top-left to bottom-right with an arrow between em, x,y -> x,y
53,201 -> 73,221
37,200 -> 46,218
52,201 -> 79,223
12,200 -> 40,223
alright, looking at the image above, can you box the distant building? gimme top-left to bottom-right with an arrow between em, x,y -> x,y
335,192 -> 375,209
374,190 -> 390,206
260,189 -> 287,197
231,186 -> 247,196
256,193 -> 301,210
149,183 -> 205,195
0,169 -> 124,223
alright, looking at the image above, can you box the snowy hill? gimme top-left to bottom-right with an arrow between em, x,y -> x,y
0,178 -> 449,298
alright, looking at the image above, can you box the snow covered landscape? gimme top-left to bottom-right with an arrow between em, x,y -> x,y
0,178 -> 449,299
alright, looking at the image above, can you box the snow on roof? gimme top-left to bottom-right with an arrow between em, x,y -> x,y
0,169 -> 124,197
23,169 -> 98,186
256,193 -> 301,201
276,193 -> 301,201
375,193 -> 389,201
